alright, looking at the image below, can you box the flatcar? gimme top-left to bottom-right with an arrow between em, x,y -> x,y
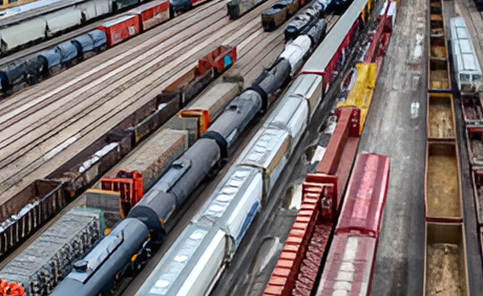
448,17 -> 482,93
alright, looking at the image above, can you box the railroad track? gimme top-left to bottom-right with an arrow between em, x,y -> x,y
0,0 -> 286,207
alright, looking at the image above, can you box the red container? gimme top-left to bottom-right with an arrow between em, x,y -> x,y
336,153 -> 390,238
128,0 -> 170,31
98,14 -> 141,47
317,233 -> 377,296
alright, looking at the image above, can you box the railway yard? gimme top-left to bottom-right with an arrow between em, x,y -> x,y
1,0 -> 483,295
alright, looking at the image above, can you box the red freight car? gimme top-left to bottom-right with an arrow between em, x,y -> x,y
317,233 -> 377,296
128,0 -> 170,31
98,14 -> 141,47
336,153 -> 390,238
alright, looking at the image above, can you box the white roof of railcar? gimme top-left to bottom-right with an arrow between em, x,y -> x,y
301,0 -> 369,73
0,0 -> 89,27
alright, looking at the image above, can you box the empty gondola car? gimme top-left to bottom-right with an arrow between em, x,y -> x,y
448,17 -> 482,93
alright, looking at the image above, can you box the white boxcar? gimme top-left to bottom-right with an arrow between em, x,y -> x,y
135,225 -> 232,296
448,17 -> 482,92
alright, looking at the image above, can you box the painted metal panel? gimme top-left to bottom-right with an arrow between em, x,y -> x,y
336,153 -> 390,238
136,226 -> 229,296
237,127 -> 290,191
317,234 -> 376,296
43,7 -> 82,35
264,95 -> 309,152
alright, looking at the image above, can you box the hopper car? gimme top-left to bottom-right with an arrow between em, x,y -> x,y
0,0 -> 169,96
134,0 -> 375,294
49,18 -> 327,296
448,17 -> 482,93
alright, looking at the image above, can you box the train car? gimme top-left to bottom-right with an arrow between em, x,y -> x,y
127,0 -> 170,30
427,0 -> 451,92
425,142 -> 463,222
263,107 -> 361,296
0,0 -> 38,10
70,29 -> 107,59
0,180 -> 66,257
466,127 -> 483,166
461,94 -> 483,125
448,17 -> 482,93
169,0 -> 207,16
472,170 -> 483,226
427,93 -> 455,140
301,0 -> 373,91
0,208 -> 104,296
284,0 -> 326,41
75,0 -> 111,22
424,222 -> 469,296
98,13 -> 141,46
317,153 -> 390,296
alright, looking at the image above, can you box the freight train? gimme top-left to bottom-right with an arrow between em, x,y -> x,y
263,2 -> 396,295
133,0 -> 375,294
0,0 -> 162,55
48,18 -> 328,296
0,0 -> 170,96
424,2 -> 470,294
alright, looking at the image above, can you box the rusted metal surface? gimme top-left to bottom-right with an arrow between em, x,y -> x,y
425,142 -> 463,222
263,178 -> 336,296
424,222 -> 469,296
0,180 -> 66,257
461,94 -> 483,125
466,127 -> 483,166
427,93 -> 455,140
